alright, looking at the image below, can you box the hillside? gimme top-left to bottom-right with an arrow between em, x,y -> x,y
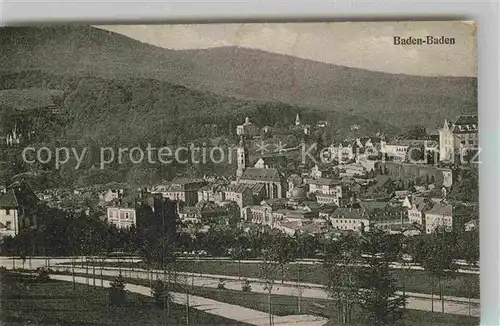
0,26 -> 477,131
0,88 -> 64,110
0,71 -> 394,146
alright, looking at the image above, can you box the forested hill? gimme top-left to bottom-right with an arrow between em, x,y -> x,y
0,26 -> 477,131
0,70 -> 396,146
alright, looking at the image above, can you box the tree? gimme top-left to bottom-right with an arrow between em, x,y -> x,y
420,230 -> 457,313
271,234 -> 297,284
109,274 -> 126,306
357,229 -> 406,326
401,125 -> 427,140
324,233 -> 360,325
461,230 -> 479,266
260,250 -> 280,326
230,246 -> 245,280
151,279 -> 171,308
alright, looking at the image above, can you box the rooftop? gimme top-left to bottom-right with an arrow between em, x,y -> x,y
240,168 -> 283,183
305,178 -> 342,186
171,177 -> 205,185
454,115 -> 478,126
426,203 -> 453,217
0,189 -> 19,208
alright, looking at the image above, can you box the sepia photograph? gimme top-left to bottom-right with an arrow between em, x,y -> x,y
0,21 -> 478,326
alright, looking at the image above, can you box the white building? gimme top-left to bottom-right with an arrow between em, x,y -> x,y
100,188 -> 124,204
0,190 -> 19,237
424,203 -> 453,234
236,117 -> 260,138
439,115 -> 478,162
407,197 -> 433,226
380,139 -> 439,162
107,205 -> 137,229
0,184 -> 39,237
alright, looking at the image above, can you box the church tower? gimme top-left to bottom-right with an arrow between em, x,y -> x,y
236,136 -> 249,178
295,113 -> 301,126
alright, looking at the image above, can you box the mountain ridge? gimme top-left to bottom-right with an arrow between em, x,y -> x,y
0,26 -> 477,130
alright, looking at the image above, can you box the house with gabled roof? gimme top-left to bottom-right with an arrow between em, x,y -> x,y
0,180 -> 40,237
439,115 -> 478,162
425,203 -> 453,234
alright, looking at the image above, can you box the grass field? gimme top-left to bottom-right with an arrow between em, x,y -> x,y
88,273 -> 479,326
88,259 -> 479,299
0,271 -> 249,326
175,260 -> 480,299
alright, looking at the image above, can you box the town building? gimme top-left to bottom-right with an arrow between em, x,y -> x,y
180,202 -> 230,224
106,202 -> 137,229
242,203 -> 274,227
439,115 -> 478,162
407,196 -> 433,226
236,137 -> 287,199
327,207 -> 369,232
99,188 -> 124,205
324,200 -> 405,233
305,178 -> 349,206
151,178 -> 205,206
286,174 -> 304,199
236,117 -> 260,138
380,139 -> 439,162
424,203 -> 453,233
221,184 -> 254,209
253,154 -> 287,170
292,113 -> 311,135
378,162 -> 453,188
464,219 -> 479,232
197,183 -> 226,203
309,164 -> 333,179
0,190 -> 20,237
329,141 -> 356,163
0,181 -> 40,237
4,124 -> 21,146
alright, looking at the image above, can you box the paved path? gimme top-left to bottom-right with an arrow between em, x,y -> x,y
51,264 -> 480,317
0,256 -> 141,270
50,274 -> 328,326
0,256 -> 479,274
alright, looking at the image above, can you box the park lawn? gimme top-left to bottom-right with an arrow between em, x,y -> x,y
323,309 -> 480,326
0,271 -> 249,326
87,273 -> 479,326
172,260 -> 480,299
70,260 -> 480,298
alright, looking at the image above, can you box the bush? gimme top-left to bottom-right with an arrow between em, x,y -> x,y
217,278 -> 226,289
109,274 -> 126,306
35,267 -> 50,282
241,278 -> 252,292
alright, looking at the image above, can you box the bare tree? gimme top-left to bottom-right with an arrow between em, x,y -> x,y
260,250 -> 280,326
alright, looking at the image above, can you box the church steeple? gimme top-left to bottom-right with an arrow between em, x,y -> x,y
236,135 -> 249,178
443,118 -> 450,130
295,113 -> 301,126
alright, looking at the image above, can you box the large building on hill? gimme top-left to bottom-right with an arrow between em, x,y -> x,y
236,117 -> 260,138
380,139 -> 439,162
439,115 -> 478,162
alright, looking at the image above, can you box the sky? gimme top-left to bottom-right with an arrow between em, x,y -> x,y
96,21 -> 477,77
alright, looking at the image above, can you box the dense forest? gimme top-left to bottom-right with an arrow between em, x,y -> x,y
0,70 -> 399,189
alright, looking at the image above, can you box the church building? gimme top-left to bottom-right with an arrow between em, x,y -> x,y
235,136 -> 288,199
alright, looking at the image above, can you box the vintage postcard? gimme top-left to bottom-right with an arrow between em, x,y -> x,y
0,21 -> 478,326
